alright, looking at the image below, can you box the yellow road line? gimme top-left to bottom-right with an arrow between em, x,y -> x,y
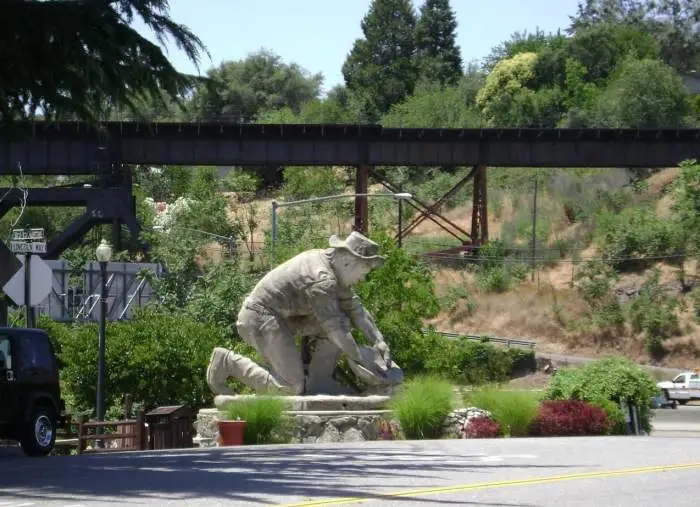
279,462 -> 700,507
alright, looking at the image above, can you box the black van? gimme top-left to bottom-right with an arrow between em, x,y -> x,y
0,327 -> 65,456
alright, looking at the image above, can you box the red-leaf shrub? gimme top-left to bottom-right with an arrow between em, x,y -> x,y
530,400 -> 613,436
463,416 -> 501,438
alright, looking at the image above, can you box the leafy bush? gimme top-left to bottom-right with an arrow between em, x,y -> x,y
390,376 -> 454,439
354,233 -> 440,377
573,261 -> 625,327
544,357 -> 658,434
223,397 -> 289,445
418,333 -> 536,386
473,240 -> 528,293
594,206 -> 684,271
627,268 -> 681,357
530,400 -> 613,436
464,388 -> 540,437
40,309 -> 256,415
463,416 -> 501,439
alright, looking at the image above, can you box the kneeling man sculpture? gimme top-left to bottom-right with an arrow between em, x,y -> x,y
206,231 -> 404,396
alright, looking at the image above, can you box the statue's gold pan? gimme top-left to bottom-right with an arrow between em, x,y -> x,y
347,345 -> 404,386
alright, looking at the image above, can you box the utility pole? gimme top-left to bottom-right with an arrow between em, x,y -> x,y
531,171 -> 539,282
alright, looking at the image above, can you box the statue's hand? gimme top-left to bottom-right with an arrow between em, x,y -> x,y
374,340 -> 392,368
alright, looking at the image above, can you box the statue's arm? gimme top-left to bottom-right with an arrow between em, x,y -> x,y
307,279 -> 364,363
339,291 -> 383,345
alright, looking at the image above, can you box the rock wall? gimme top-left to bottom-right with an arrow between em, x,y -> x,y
194,406 -> 491,446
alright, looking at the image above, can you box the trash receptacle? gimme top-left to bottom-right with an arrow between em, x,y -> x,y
145,405 -> 195,450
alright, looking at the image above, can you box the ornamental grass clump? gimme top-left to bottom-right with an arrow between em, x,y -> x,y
390,376 -> 454,439
464,387 -> 541,437
224,397 -> 288,445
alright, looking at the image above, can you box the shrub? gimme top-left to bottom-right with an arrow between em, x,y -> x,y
544,357 -> 658,434
530,400 -> 613,436
390,376 -> 454,440
463,416 -> 501,439
223,397 -> 289,445
40,309 -> 256,415
627,268 -> 681,357
464,388 -> 540,437
594,206 -> 684,271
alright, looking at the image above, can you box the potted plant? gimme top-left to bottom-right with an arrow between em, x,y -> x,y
217,405 -> 246,446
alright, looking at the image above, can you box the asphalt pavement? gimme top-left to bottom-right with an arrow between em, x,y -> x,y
2,430 -> 700,506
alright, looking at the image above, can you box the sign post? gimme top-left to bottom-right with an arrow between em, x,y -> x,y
10,229 -> 46,328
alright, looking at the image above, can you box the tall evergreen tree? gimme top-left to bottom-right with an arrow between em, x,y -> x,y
342,0 -> 418,121
414,0 -> 463,87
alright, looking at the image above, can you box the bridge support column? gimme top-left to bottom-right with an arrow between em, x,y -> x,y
471,165 -> 488,246
354,164 -> 369,234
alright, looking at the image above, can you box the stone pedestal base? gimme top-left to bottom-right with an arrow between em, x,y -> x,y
195,394 -> 399,447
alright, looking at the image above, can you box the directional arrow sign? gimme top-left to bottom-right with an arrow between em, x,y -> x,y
0,240 -> 22,288
2,255 -> 53,307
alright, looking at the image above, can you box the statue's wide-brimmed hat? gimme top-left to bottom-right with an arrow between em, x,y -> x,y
328,231 -> 385,268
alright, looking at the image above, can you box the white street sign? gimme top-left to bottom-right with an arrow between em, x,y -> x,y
9,241 -> 47,254
2,255 -> 53,307
12,228 -> 45,241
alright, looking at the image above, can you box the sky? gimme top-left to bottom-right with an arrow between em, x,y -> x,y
132,0 -> 582,94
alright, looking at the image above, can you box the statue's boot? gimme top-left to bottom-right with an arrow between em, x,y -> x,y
206,347 -> 288,394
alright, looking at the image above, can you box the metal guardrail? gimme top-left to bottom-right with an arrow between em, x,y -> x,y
424,329 -> 537,349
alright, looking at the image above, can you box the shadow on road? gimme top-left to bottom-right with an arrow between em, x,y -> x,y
0,444 -> 578,505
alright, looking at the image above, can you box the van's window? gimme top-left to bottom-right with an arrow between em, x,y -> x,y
18,334 -> 53,371
0,335 -> 11,371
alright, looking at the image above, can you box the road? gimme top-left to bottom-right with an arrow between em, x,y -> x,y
652,404 -> 700,435
2,431 -> 700,506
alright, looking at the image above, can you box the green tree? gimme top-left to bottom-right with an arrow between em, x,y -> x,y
567,24 -> 660,83
483,28 -> 564,71
476,52 -> 564,127
0,0 -> 206,122
189,49 -> 323,122
570,0 -> 700,72
342,0 -> 419,120
592,56 -> 690,128
414,0 -> 463,87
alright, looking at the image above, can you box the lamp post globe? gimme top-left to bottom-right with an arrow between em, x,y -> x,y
96,239 -> 113,263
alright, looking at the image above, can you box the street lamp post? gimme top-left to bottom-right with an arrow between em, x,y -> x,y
270,192 -> 412,265
95,239 -> 112,426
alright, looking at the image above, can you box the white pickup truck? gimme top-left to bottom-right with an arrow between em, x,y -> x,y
657,371 -> 700,405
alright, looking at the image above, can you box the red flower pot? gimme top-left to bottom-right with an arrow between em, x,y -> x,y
217,420 -> 246,446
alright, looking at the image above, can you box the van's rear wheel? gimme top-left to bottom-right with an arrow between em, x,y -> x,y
20,405 -> 56,457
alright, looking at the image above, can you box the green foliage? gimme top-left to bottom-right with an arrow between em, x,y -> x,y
414,0 -> 463,88
188,49 -> 323,122
422,334 -> 535,386
280,166 -> 347,200
40,309 -> 242,415
354,232 -> 440,371
390,375 -> 454,439
464,388 -> 541,437
594,206 -> 684,271
381,81 -> 481,129
573,261 -> 624,327
223,397 -> 289,445
627,269 -> 681,356
473,241 -> 528,293
544,357 -> 658,434
221,169 -> 261,195
673,160 -> 700,255
342,0 -> 419,120
1,0 -> 206,122
592,56 -> 690,128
